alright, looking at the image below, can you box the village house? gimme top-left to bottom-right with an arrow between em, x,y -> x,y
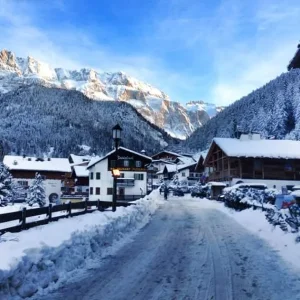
3,155 -> 72,204
87,147 -> 152,201
204,134 -> 300,188
67,154 -> 92,195
151,150 -> 182,163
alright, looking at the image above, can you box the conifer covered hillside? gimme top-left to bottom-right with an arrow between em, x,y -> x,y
184,69 -> 300,151
0,85 -> 178,157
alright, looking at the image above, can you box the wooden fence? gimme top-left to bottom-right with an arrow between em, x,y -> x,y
0,200 -> 133,235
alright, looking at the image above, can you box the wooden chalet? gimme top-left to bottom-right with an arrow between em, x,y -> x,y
151,150 -> 182,162
204,135 -> 300,183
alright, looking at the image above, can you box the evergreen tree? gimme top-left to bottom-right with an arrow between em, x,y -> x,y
26,173 -> 46,207
0,163 -> 13,206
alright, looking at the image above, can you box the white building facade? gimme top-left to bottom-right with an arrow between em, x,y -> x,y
87,147 -> 152,202
3,155 -> 72,204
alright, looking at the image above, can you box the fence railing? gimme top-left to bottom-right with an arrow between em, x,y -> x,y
116,195 -> 143,201
0,200 -> 133,235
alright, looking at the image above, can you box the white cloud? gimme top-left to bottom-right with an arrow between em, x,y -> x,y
0,0 -> 191,102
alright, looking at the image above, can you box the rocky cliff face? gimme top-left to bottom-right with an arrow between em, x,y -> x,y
0,49 -> 221,139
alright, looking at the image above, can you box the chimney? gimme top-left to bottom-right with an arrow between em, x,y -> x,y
141,150 -> 146,155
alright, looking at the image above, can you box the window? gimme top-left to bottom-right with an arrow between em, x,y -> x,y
90,172 -> 94,180
136,161 -> 142,168
182,172 -> 186,177
96,187 -> 100,195
124,160 -> 130,167
254,160 -> 262,171
96,172 -> 101,180
90,187 -> 93,195
120,173 -> 125,178
17,181 -> 28,187
107,188 -> 113,195
111,160 -> 116,168
134,173 -> 144,180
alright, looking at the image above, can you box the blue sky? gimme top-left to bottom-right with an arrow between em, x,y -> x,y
1,0 -> 300,105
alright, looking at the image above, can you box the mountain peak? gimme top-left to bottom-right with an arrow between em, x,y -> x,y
0,49 -> 220,139
0,49 -> 18,69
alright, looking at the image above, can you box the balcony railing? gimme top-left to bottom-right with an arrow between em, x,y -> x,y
117,178 -> 135,187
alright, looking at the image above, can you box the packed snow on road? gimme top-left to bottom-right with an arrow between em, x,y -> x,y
1,194 -> 300,300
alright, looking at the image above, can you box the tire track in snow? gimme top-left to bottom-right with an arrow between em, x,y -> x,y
38,198 -> 300,300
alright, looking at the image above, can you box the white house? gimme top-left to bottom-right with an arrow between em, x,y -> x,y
3,155 -> 72,204
68,154 -> 94,195
87,147 -> 152,201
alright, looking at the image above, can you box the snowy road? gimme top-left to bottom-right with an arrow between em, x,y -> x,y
40,198 -> 300,300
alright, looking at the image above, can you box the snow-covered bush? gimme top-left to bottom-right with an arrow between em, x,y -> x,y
0,163 -> 13,206
223,185 -> 279,209
26,173 -> 46,207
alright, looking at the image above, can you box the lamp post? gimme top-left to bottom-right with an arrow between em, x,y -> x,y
112,124 -> 122,212
148,165 -> 155,192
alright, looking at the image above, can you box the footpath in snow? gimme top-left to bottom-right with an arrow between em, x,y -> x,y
0,190 -> 163,299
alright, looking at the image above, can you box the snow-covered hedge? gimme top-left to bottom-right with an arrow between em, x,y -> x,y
0,191 -> 162,299
223,186 -> 279,210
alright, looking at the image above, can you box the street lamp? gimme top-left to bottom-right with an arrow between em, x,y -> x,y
148,165 -> 155,192
112,124 -> 122,212
112,124 -> 122,150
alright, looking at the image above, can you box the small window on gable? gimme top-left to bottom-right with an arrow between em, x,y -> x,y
124,160 -> 130,167
96,172 -> 101,180
136,161 -> 142,168
90,172 -> 94,180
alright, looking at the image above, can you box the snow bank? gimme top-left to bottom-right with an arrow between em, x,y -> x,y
0,191 -> 163,299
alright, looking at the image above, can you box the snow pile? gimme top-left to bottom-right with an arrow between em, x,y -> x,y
0,190 -> 163,299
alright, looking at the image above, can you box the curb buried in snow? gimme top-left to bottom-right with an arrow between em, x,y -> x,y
0,190 -> 163,299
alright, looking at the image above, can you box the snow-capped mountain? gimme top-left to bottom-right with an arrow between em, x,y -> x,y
0,49 -> 220,139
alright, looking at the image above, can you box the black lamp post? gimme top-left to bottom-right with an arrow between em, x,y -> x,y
112,124 -> 122,212
148,165 -> 155,192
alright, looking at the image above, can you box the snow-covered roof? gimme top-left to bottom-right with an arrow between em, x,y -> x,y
177,162 -> 196,172
69,154 -> 91,165
4,155 -> 71,173
156,164 -> 178,175
152,150 -> 181,158
210,138 -> 300,160
87,147 -> 152,169
73,165 -> 89,177
176,156 -> 195,165
156,162 -> 196,175
207,181 -> 227,187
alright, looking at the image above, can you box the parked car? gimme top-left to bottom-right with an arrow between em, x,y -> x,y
178,185 -> 189,193
0,197 -> 9,207
191,185 -> 209,198
173,189 -> 184,196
